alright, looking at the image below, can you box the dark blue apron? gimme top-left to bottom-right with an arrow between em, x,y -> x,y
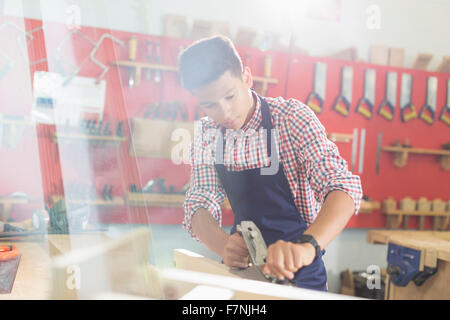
214,96 -> 327,291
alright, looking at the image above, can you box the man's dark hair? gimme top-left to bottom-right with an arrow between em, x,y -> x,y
178,35 -> 243,91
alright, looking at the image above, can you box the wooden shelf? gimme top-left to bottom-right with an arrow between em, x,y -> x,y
384,208 -> 449,217
111,60 -> 178,72
327,132 -> 353,143
51,132 -> 126,145
0,197 -> 29,205
382,146 -> 450,170
126,192 -> 231,209
0,118 -> 34,126
0,197 -> 30,221
359,200 -> 380,213
111,60 -> 278,94
382,197 -> 450,230
51,195 -> 125,207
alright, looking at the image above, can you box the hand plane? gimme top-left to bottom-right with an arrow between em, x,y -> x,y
233,220 -> 295,286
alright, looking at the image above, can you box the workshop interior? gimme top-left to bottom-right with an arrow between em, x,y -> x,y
0,0 -> 449,300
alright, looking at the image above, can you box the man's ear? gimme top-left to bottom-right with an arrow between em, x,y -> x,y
242,66 -> 253,89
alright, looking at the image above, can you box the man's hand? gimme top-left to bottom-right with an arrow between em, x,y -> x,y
263,240 -> 316,280
222,233 -> 250,268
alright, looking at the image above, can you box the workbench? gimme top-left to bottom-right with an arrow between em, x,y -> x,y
0,233 -> 111,299
367,230 -> 450,300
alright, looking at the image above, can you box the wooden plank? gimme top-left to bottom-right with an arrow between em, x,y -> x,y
367,230 -> 450,244
111,61 -> 178,72
127,192 -> 231,209
381,146 -> 450,156
50,228 -> 155,299
436,56 -> 450,73
51,195 -> 125,207
327,47 -> 357,61
327,132 -> 353,143
163,14 -> 188,38
384,209 -> 449,217
47,233 -> 111,257
388,48 -> 404,67
51,133 -> 127,143
412,53 -> 433,70
161,268 -> 361,300
174,249 -> 239,278
370,45 -> 389,65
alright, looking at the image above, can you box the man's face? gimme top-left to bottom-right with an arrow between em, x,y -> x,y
192,67 -> 254,130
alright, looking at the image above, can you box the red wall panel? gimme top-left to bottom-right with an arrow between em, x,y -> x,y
1,16 -> 448,229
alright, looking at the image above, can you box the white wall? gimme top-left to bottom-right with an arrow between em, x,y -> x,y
3,0 -> 449,69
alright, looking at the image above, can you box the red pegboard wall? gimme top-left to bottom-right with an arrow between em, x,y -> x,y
0,16 -> 449,228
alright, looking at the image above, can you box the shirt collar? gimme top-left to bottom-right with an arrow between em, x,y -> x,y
241,90 -> 262,132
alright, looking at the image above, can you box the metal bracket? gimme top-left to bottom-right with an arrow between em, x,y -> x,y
88,33 -> 125,83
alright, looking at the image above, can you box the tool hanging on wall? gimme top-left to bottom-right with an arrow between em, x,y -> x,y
0,22 -> 33,70
306,62 -> 327,114
145,40 -> 153,81
0,22 -> 36,79
333,66 -> 353,117
128,35 -> 138,87
419,76 -> 438,125
375,132 -> 382,175
400,73 -> 417,122
54,30 -> 96,83
358,128 -> 366,174
88,33 -> 125,84
440,79 -> 450,126
0,51 -> 13,81
351,128 -> 358,172
163,101 -> 188,121
116,121 -> 124,137
378,72 -> 397,121
356,69 -> 376,119
154,42 -> 162,83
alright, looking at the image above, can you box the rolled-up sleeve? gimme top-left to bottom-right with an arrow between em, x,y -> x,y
287,100 -> 363,214
182,120 -> 226,241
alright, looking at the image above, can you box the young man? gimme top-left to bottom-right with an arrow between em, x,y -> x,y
179,35 -> 362,291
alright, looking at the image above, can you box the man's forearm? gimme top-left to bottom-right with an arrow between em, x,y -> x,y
191,208 -> 229,257
303,190 -> 355,250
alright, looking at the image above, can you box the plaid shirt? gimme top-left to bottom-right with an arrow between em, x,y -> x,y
183,93 -> 363,240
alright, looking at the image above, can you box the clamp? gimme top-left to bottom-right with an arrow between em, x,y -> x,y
386,243 -> 438,287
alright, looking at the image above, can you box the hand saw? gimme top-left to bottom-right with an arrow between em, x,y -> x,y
333,66 -> 353,117
400,73 -> 417,122
235,221 -> 295,286
419,76 -> 438,125
356,69 -> 376,119
439,79 -> 450,126
306,62 -> 327,114
378,72 -> 397,121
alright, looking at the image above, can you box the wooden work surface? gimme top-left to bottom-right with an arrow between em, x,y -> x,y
366,230 -> 450,300
0,233 -> 110,300
367,230 -> 450,264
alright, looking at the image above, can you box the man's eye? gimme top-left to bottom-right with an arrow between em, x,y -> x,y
226,95 -> 234,100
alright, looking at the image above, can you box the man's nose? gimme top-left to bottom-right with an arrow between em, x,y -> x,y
219,101 -> 233,119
